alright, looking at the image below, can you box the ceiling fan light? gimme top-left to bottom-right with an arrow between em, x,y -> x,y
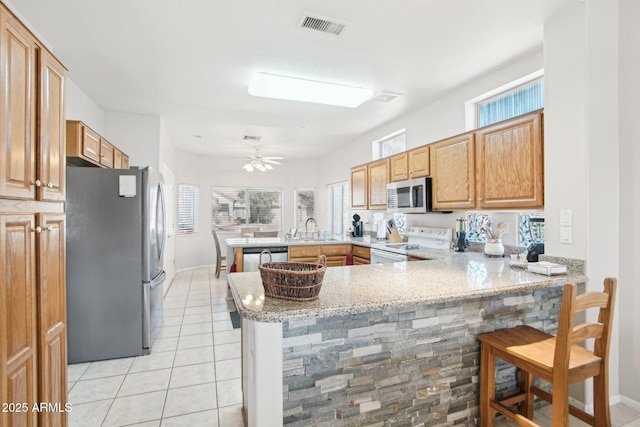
249,72 -> 373,108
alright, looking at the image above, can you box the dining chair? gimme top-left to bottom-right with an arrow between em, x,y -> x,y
478,278 -> 617,427
211,227 -> 226,279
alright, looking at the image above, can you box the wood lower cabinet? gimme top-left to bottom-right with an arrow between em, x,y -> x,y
1,215 -> 38,427
0,213 -> 67,427
475,111 -> 544,209
352,245 -> 370,265
430,132 -> 476,210
36,214 -> 67,427
289,244 -> 352,267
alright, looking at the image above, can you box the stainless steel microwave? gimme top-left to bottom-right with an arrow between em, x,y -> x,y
387,177 -> 434,214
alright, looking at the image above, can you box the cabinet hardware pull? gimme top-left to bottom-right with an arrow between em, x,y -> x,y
46,182 -> 53,188
31,226 -> 42,233
45,226 -> 53,231
32,179 -> 42,187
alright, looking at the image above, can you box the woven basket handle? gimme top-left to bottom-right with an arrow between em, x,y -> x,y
259,250 -> 272,265
316,254 -> 327,271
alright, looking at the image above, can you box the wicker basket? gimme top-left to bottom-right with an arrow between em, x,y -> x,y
258,250 -> 327,301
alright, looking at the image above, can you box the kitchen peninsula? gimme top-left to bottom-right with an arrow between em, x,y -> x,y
227,252 -> 586,426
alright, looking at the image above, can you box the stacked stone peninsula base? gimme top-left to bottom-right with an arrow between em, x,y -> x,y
229,252 -> 584,426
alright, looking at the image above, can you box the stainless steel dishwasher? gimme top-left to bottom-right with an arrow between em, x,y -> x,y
242,246 -> 288,272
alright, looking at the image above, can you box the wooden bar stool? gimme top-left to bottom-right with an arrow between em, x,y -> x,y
478,278 -> 617,427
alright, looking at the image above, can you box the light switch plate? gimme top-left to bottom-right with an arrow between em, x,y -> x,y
560,209 -> 572,226
560,226 -> 573,244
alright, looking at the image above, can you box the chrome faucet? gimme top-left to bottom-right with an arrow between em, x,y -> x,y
305,217 -> 318,238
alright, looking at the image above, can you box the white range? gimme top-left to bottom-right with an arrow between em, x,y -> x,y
369,226 -> 452,264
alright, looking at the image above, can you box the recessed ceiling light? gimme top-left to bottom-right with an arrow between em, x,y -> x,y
194,135 -> 203,139
248,72 -> 374,108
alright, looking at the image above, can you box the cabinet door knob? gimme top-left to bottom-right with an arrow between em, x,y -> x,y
46,182 -> 54,188
32,179 -> 42,187
31,226 -> 42,233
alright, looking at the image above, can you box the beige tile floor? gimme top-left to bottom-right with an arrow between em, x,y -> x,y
67,268 -> 243,427
66,267 -> 640,427
497,402 -> 640,427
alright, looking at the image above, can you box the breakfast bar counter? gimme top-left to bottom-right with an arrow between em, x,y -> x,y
227,252 -> 586,426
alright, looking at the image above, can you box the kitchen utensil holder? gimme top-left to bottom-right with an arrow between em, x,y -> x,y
484,239 -> 505,257
259,251 -> 327,301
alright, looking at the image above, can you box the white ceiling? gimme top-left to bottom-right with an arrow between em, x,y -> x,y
9,0 -> 572,161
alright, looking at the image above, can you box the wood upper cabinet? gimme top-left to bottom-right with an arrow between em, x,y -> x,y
389,152 -> 409,182
430,132 -> 476,210
114,149 -> 129,169
66,120 -> 129,169
0,9 -> 37,200
350,164 -> 368,209
0,11 -> 66,203
99,138 -> 115,168
66,121 -> 100,165
1,214 -> 38,427
36,214 -> 67,427
367,158 -> 389,209
475,111 -> 544,209
38,49 -> 66,202
390,146 -> 429,182
408,145 -> 429,178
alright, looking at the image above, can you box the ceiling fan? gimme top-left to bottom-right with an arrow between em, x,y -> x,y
242,149 -> 284,172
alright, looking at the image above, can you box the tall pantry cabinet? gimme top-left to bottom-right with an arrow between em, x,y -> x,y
0,3 -> 68,427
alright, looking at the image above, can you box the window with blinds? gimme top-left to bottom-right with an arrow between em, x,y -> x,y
178,184 -> 199,235
326,181 -> 349,236
476,79 -> 544,127
294,188 -> 315,231
211,187 -> 283,230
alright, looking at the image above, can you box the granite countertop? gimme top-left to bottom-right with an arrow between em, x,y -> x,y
227,251 -> 587,323
224,236 -> 446,260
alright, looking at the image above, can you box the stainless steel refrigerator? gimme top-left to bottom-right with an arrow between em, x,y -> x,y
66,166 -> 166,363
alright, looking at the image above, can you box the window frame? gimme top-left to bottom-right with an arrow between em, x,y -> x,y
211,186 -> 284,231
465,69 -> 544,131
326,180 -> 350,237
177,183 -> 200,236
294,188 -> 315,232
371,128 -> 406,160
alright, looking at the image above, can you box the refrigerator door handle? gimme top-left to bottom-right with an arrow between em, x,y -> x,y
143,270 -> 166,349
156,184 -> 166,260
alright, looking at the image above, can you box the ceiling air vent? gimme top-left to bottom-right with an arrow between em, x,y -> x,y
243,135 -> 261,142
371,92 -> 403,104
299,13 -> 348,36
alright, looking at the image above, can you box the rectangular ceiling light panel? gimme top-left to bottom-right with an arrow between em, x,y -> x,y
248,73 -> 373,108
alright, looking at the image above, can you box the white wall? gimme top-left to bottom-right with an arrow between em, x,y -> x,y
618,0 -> 640,407
172,151 -> 318,270
65,79 -> 105,132
317,48 -> 544,236
104,112 -> 161,170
